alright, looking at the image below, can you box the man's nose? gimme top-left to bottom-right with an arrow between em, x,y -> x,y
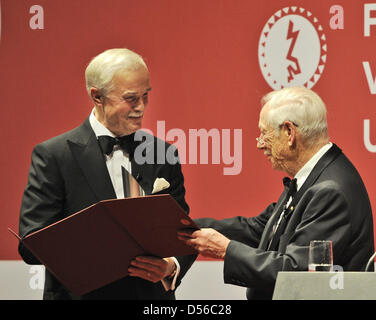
133,97 -> 146,110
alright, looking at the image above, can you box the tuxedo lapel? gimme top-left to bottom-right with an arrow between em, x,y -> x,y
258,189 -> 289,250
67,118 -> 116,201
259,144 -> 342,251
130,132 -> 158,195
131,160 -> 151,194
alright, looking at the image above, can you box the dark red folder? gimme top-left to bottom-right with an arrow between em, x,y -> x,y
10,194 -> 198,296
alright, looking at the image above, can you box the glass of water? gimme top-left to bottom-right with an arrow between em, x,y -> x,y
308,240 -> 333,272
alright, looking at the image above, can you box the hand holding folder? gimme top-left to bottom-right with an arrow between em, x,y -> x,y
10,194 -> 198,296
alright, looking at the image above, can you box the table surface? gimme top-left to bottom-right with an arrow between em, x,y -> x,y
273,272 -> 376,300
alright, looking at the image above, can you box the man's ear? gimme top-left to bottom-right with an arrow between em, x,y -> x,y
90,88 -> 103,105
282,121 -> 297,147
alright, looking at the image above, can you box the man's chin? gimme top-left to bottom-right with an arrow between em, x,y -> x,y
125,123 -> 142,135
109,125 -> 141,137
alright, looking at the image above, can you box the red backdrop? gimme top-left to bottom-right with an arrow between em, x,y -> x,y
0,0 -> 375,259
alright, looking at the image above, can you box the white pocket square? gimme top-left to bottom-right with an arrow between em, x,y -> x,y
152,177 -> 170,194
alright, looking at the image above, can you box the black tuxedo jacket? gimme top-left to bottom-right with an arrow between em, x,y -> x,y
18,118 -> 195,300
197,144 -> 374,299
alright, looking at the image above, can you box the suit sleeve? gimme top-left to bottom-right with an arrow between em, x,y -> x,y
223,182 -> 351,290
166,156 -> 189,214
18,143 -> 65,264
159,147 -> 196,287
195,203 -> 276,248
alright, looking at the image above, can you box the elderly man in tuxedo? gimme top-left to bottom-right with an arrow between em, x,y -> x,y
179,87 -> 374,299
18,48 -> 193,300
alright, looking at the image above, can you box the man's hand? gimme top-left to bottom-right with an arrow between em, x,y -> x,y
128,256 -> 176,283
178,228 -> 230,260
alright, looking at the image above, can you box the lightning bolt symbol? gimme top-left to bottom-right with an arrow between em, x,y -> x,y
286,20 -> 301,83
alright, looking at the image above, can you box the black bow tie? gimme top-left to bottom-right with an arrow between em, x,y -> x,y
282,177 -> 297,198
98,133 -> 136,157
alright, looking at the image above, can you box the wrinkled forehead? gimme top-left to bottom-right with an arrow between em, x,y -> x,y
111,67 -> 150,92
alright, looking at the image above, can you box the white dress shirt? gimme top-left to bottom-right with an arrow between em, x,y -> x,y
294,142 -> 333,191
89,109 -> 132,199
89,109 -> 179,291
284,142 -> 333,208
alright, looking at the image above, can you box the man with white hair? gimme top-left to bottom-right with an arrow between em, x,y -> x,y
179,87 -> 374,299
18,48 -> 194,299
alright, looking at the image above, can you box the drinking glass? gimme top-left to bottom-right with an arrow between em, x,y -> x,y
308,240 -> 333,272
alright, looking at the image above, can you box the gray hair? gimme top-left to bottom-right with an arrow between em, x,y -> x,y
261,87 -> 328,144
85,48 -> 148,97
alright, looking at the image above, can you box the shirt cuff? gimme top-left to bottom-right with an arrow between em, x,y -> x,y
161,257 -> 180,291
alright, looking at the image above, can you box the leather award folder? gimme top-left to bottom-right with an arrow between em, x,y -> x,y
10,194 -> 198,296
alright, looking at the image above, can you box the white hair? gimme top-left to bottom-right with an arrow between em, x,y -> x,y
261,87 -> 328,144
85,48 -> 148,96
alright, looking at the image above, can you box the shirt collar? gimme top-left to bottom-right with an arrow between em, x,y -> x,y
89,108 -> 116,138
294,142 -> 333,191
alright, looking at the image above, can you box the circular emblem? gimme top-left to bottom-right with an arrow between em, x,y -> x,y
258,6 -> 327,90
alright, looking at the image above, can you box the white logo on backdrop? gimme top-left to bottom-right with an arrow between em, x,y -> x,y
258,6 -> 327,90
